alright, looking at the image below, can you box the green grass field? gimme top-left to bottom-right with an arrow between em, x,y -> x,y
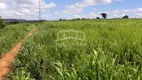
1,19 -> 142,80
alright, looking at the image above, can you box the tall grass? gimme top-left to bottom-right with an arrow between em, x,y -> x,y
0,23 -> 35,56
9,19 -> 142,80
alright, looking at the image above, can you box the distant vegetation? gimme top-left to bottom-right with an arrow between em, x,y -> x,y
0,16 -> 6,29
122,15 -> 129,19
3,19 -> 45,24
101,13 -> 107,19
96,17 -> 100,19
59,13 -> 132,21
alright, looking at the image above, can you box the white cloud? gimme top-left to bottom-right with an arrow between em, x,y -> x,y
0,0 -> 56,19
55,0 -> 120,15
72,12 -> 100,19
43,2 -> 56,8
106,8 -> 142,18
137,8 -> 142,11
78,8 -> 142,19
0,2 -> 6,9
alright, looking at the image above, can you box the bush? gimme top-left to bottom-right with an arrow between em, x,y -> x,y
0,16 -> 6,29
122,15 -> 129,19
59,19 -> 62,21
96,17 -> 100,19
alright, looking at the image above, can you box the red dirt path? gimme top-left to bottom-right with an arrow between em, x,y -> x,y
0,28 -> 36,80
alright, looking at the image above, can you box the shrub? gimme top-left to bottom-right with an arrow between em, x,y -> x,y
122,15 -> 129,19
96,17 -> 100,19
77,18 -> 80,20
59,19 -> 62,21
0,16 -> 6,29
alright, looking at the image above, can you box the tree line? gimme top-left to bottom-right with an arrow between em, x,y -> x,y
100,13 -> 129,19
0,13 -> 130,29
59,13 -> 129,21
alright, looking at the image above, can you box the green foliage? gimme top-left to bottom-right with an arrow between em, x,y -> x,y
8,69 -> 35,80
8,19 -> 142,79
0,16 -> 6,29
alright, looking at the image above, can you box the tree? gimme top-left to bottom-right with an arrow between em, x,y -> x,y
59,19 -> 62,21
96,17 -> 100,19
122,15 -> 129,19
82,18 -> 85,20
0,16 -> 6,29
101,13 -> 107,19
77,18 -> 80,20
63,19 -> 66,21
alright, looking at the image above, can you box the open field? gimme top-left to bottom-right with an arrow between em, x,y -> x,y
1,19 -> 142,80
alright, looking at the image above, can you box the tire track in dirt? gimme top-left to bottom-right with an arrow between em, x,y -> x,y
0,28 -> 36,80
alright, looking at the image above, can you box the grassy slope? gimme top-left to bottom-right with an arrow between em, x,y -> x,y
10,19 -> 142,80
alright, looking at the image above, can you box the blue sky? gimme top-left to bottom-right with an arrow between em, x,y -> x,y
0,0 -> 142,20
46,0 -> 142,11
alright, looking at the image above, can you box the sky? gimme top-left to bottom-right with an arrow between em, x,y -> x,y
0,0 -> 142,20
